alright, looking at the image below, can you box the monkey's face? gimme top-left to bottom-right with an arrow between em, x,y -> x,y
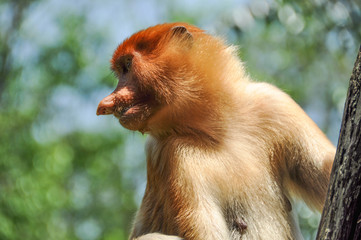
96,53 -> 161,133
97,23 -> 201,133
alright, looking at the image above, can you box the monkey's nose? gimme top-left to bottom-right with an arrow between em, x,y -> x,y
97,94 -> 115,115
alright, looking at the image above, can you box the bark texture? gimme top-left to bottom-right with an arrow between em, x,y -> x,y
317,45 -> 361,240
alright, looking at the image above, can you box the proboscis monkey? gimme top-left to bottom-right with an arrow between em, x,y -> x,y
97,23 -> 335,240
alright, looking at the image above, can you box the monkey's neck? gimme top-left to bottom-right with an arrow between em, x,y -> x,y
146,82 -> 243,143
148,105 -> 229,146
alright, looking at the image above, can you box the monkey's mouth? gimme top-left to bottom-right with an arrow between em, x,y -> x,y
113,103 -> 143,119
114,105 -> 133,117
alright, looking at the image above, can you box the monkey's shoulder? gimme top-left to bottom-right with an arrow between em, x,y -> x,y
241,82 -> 305,116
244,82 -> 293,102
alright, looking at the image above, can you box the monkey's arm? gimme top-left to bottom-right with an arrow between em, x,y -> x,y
285,127 -> 335,212
251,83 -> 335,211
277,90 -> 336,211
129,138 -> 231,240
129,185 -> 230,240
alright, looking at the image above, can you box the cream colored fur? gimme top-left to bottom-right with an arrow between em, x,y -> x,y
132,42 -> 335,238
97,23 -> 335,240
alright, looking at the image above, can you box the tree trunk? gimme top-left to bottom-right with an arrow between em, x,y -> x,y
317,45 -> 361,239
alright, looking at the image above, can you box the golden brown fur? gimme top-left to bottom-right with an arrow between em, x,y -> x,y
97,23 -> 335,240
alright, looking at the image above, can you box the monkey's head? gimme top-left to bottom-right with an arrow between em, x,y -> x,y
97,23 -> 241,134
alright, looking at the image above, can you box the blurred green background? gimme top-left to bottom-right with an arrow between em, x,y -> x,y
0,0 -> 360,239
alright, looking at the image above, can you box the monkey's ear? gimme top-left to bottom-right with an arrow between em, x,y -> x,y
170,26 -> 193,47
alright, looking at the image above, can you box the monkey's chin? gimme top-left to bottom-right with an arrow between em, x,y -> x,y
118,119 -> 144,132
115,106 -> 151,132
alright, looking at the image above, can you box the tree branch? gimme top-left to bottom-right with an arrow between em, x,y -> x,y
317,45 -> 361,239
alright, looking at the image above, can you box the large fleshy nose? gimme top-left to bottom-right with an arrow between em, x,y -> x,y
96,94 -> 115,115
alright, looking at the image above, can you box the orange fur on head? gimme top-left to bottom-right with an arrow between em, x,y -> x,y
97,23 -> 335,240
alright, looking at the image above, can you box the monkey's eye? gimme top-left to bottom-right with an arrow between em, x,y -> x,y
122,56 -> 132,74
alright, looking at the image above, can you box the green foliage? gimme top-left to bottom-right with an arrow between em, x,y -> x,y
0,1 -> 138,239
